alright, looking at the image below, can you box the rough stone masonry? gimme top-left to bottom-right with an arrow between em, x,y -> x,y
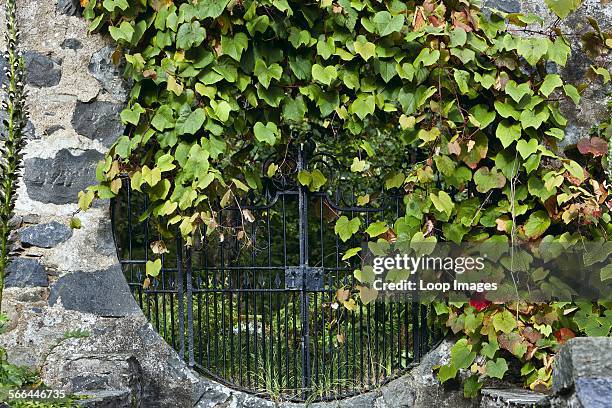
0,0 -> 609,407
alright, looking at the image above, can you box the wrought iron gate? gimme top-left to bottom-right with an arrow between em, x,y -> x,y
112,146 -> 441,402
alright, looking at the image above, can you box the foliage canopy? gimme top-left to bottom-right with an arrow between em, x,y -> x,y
80,0 -> 612,397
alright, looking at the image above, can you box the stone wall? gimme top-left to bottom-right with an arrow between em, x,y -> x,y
0,0 -> 207,406
0,0 -> 609,407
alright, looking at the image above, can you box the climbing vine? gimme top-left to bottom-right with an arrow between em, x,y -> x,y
79,0 -> 611,397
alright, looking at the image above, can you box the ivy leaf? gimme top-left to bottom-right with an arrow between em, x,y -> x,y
253,121 -> 279,146
350,94 -> 375,120
335,216 -> 361,242
449,28 -> 467,47
311,64 -> 338,86
486,358 -> 509,379
469,105 -> 496,128
520,107 -> 549,130
450,338 -> 476,369
179,108 -> 205,134
544,0 -> 582,19
481,340 -> 499,359
283,96 -> 307,122
414,48 -> 440,67
496,120 -> 521,148
463,375 -> 483,398
120,103 -> 145,125
309,169 -> 327,191
547,37 -> 571,66
492,310 -> 516,333
372,11 -> 404,36
196,0 -> 230,19
474,167 -> 506,193
495,150 -> 520,179
151,105 -> 174,131
211,100 -> 231,122
146,259 -> 162,277
517,38 -> 548,66
254,60 -> 283,88
176,21 -> 206,50
220,32 -> 248,61
103,0 -> 128,12
109,21 -> 134,43
350,157 -> 369,172
430,191 -> 454,217
494,101 -> 520,120
516,138 -> 539,159
437,364 -> 458,383
505,80 -> 532,103
365,221 -> 388,238
453,69 -> 470,94
539,74 -> 563,97
563,84 -> 581,104
524,210 -> 551,239
342,247 -> 361,261
354,36 -> 376,61
157,154 -> 176,172
317,36 -> 335,59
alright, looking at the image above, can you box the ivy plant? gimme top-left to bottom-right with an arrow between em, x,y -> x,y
79,0 -> 611,396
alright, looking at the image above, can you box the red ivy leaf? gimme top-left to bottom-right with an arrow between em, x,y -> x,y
554,328 -> 576,345
577,137 -> 608,157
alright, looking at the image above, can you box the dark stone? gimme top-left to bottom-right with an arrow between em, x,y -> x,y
19,221 -> 72,248
24,51 -> 61,88
61,38 -> 82,50
44,125 -> 64,136
48,266 -> 140,317
575,377 -> 612,408
56,0 -> 81,16
553,337 -> 612,393
484,0 -> 521,13
88,45 -> 130,102
24,149 -> 103,205
72,100 -> 125,147
5,258 -> 48,287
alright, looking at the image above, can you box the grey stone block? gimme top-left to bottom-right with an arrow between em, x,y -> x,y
19,221 -> 72,248
553,337 -> 612,393
24,51 -> 62,88
72,100 -> 125,147
56,0 -> 81,16
88,45 -> 130,102
5,257 -> 48,287
48,266 -> 140,317
24,149 -> 103,205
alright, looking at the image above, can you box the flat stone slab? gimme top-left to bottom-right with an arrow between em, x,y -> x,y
480,388 -> 547,407
72,100 -> 124,147
49,266 -> 140,317
19,221 -> 72,248
5,257 -> 48,287
24,149 -> 103,205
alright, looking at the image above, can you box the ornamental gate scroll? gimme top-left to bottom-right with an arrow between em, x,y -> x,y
111,146 -> 440,402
